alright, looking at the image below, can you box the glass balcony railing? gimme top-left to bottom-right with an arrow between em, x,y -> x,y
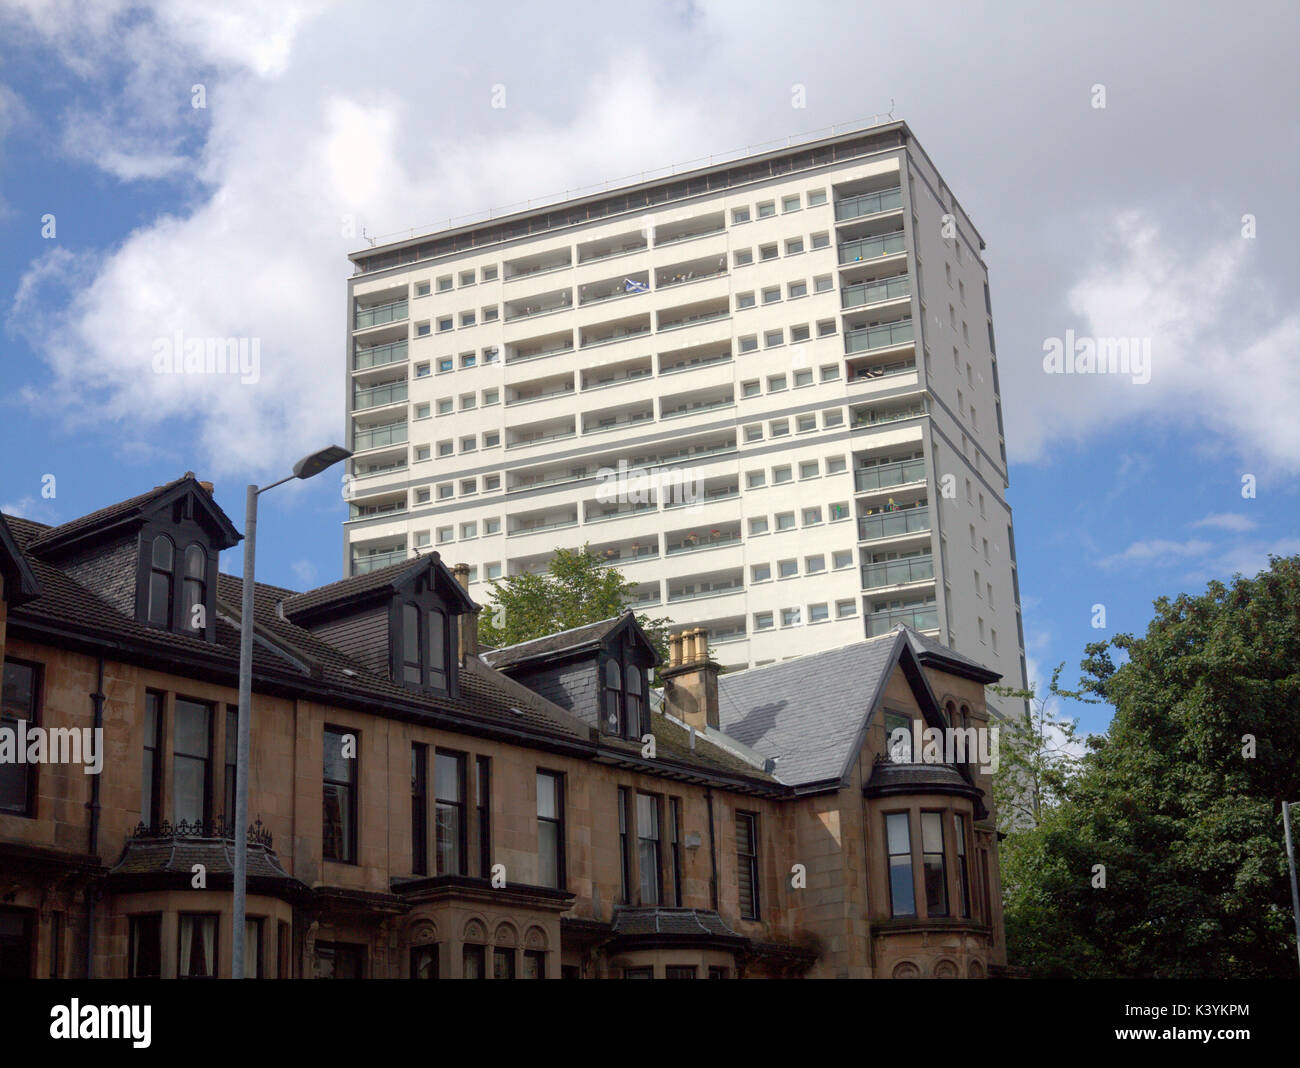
351,549 -> 407,575
842,275 -> 911,310
658,308 -> 728,333
854,458 -> 927,492
866,603 -> 939,635
584,366 -> 653,389
857,507 -> 930,542
656,223 -> 726,247
508,516 -> 578,536
848,359 -> 917,384
506,382 -> 575,406
505,294 -> 573,321
354,299 -> 408,329
861,555 -> 934,589
838,232 -> 906,265
845,319 -> 914,354
668,582 -> 744,603
353,421 -> 408,451
665,530 -> 742,555
661,396 -> 733,419
353,380 -> 408,410
835,187 -> 903,222
584,411 -> 654,433
507,339 -> 574,364
353,339 -> 408,371
851,403 -> 925,429
581,324 -> 651,348
350,499 -> 407,520
507,426 -> 576,448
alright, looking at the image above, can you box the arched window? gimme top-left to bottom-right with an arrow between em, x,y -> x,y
182,544 -> 206,632
603,659 -> 623,734
148,535 -> 174,626
427,608 -> 447,688
402,603 -> 423,683
625,666 -> 644,739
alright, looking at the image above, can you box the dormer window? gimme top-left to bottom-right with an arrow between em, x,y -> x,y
148,535 -> 174,625
602,652 -> 646,741
146,534 -> 211,635
401,602 -> 450,690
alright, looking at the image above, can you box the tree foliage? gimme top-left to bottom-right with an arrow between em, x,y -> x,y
1000,554 -> 1300,977
476,544 -> 673,661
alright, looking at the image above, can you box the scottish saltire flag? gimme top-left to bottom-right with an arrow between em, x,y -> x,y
624,278 -> 649,293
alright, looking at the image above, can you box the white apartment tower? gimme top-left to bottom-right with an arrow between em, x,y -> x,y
342,121 -> 1029,712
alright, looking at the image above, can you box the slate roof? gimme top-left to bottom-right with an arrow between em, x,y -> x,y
2,510 -> 771,789
25,473 -> 239,555
610,907 -> 745,941
480,614 -> 627,670
281,551 -> 475,620
716,633 -> 900,787
713,625 -> 995,788
904,627 -> 1000,683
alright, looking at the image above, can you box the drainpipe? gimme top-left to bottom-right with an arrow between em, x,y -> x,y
705,787 -> 719,911
85,655 -> 105,979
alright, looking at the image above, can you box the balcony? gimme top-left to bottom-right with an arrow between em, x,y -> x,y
658,342 -> 731,376
580,315 -> 652,349
351,547 -> 408,575
353,339 -> 408,372
668,568 -> 744,604
838,231 -> 906,265
662,478 -> 738,511
665,524 -> 742,556
508,509 -> 579,536
591,539 -> 660,566
657,299 -> 729,334
354,298 -> 408,330
506,375 -> 575,406
350,493 -> 407,520
861,555 -> 934,590
835,186 -> 903,223
353,378 -> 408,411
582,360 -> 653,390
582,404 -> 655,434
506,419 -> 576,449
626,584 -> 662,609
866,602 -> 939,636
353,420 -> 408,452
577,231 -> 648,264
858,507 -> 930,542
505,249 -> 572,280
847,358 -> 917,385
504,288 -> 573,322
844,318 -> 914,355
655,254 -> 728,291
585,500 -> 657,524
854,457 -> 927,493
655,211 -> 725,247
352,455 -> 407,478
578,272 -> 650,306
660,385 -> 734,421
842,274 -> 910,310
507,332 -> 575,364
508,463 -> 593,492
850,400 -> 926,429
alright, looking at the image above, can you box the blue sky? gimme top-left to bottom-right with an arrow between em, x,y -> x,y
1,1 -> 1296,739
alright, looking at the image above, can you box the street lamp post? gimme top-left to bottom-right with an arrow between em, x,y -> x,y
233,445 -> 351,979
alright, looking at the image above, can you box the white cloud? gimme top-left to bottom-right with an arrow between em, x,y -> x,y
1190,512 -> 1256,532
1180,537 -> 1300,586
1013,212 -> 1300,473
1099,537 -> 1212,569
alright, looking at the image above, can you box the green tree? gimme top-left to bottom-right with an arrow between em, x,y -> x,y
1001,554 -> 1300,977
476,545 -> 673,661
990,664 -> 1092,833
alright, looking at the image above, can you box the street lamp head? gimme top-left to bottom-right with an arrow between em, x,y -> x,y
292,445 -> 352,481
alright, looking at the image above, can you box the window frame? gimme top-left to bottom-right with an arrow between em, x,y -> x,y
736,811 -> 761,920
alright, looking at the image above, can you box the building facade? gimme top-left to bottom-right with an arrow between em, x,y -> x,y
1,476 -> 1007,978
342,120 -> 1028,714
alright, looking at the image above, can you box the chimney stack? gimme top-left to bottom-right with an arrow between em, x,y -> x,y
451,563 -> 479,662
661,626 -> 719,731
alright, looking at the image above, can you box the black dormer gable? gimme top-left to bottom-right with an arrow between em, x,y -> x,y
25,474 -> 240,643
282,554 -> 474,699
484,612 -> 660,740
